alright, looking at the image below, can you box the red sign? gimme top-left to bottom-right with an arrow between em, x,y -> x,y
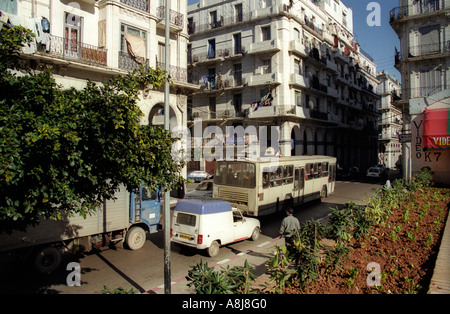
423,108 -> 450,151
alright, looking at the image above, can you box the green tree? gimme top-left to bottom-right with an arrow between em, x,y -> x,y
0,24 -> 184,230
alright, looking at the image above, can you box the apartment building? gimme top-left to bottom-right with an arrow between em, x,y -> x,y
0,0 -> 195,177
187,0 -> 381,173
390,0 -> 449,185
377,72 -> 402,169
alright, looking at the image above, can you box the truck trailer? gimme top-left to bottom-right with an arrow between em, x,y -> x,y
0,185 -> 161,274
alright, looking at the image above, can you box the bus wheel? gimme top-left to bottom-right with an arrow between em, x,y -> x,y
125,226 -> 146,250
320,186 -> 327,200
207,241 -> 220,257
34,246 -> 62,275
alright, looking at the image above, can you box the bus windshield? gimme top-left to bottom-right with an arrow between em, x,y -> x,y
214,161 -> 256,188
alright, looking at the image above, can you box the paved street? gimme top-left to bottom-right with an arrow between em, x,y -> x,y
0,180 -> 382,294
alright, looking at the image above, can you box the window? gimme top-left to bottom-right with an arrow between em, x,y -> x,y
214,161 -> 256,188
295,91 -> 302,107
233,93 -> 242,115
0,0 -> 17,14
294,59 -> 301,75
294,28 -> 300,42
65,12 -> 82,57
305,163 -> 313,180
270,167 -> 283,187
283,165 -> 294,184
209,97 -> 216,119
262,26 -> 271,41
121,24 -> 147,62
262,59 -> 271,74
260,0 -> 272,9
177,213 -> 196,227
234,63 -> 242,86
234,33 -> 242,55
208,39 -> 216,58
235,3 -> 243,23
158,42 -> 165,63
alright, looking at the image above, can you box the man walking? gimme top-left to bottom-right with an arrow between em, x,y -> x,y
279,207 -> 300,251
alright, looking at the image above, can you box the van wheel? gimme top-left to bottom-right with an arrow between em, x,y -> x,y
125,226 -> 146,250
207,241 -> 220,257
251,227 -> 260,241
34,246 -> 62,275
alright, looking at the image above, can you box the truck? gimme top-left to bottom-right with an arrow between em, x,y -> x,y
0,185 -> 161,274
171,199 -> 261,257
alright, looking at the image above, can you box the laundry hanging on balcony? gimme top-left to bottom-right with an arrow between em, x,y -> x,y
125,33 -> 146,64
423,106 -> 450,151
252,93 -> 273,112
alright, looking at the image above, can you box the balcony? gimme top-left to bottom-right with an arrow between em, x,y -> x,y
248,39 -> 281,55
120,0 -> 149,12
248,72 -> 282,87
332,47 -> 349,63
192,72 -> 246,94
118,51 -> 148,71
289,40 -> 308,58
156,62 -> 187,83
390,0 -> 447,23
156,6 -> 184,32
289,73 -> 309,89
408,41 -> 450,59
189,48 -> 243,66
37,34 -> 107,67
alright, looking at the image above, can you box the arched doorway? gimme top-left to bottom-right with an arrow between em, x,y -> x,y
148,103 -> 178,130
291,125 -> 301,156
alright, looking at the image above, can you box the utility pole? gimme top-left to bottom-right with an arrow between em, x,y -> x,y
163,0 -> 171,295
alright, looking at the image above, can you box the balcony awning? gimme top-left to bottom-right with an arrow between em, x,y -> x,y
423,107 -> 450,151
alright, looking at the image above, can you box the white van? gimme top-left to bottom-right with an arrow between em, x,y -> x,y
171,199 -> 261,257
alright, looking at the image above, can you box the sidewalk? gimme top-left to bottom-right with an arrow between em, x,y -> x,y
428,209 -> 450,294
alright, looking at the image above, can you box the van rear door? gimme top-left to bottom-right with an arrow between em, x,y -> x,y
173,211 -> 198,246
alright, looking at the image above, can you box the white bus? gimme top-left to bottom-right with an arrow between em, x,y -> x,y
213,156 -> 337,216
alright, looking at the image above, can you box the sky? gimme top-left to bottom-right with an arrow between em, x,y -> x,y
187,0 -> 401,81
342,0 -> 401,82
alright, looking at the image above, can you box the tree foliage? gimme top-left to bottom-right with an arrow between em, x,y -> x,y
0,24 -> 184,230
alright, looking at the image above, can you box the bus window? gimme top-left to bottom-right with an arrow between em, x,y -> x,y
322,162 -> 329,177
214,161 -> 256,188
270,167 -> 283,187
317,163 -> 322,177
283,165 -> 293,184
294,168 -> 300,190
305,163 -> 314,180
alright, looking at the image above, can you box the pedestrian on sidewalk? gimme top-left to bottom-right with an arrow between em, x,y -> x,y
279,207 -> 300,255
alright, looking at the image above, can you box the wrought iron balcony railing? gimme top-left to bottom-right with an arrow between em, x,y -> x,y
37,34 -> 107,66
390,0 -> 447,22
120,0 -> 149,12
156,6 -> 184,28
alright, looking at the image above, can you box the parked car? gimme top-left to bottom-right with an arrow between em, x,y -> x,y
366,167 -> 382,178
187,170 -> 213,182
171,199 -> 261,257
339,167 -> 360,180
373,164 -> 387,174
185,180 -> 213,199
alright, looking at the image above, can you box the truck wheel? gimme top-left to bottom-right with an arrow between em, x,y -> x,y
125,226 -> 146,250
207,241 -> 220,257
251,227 -> 260,241
34,246 -> 62,275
